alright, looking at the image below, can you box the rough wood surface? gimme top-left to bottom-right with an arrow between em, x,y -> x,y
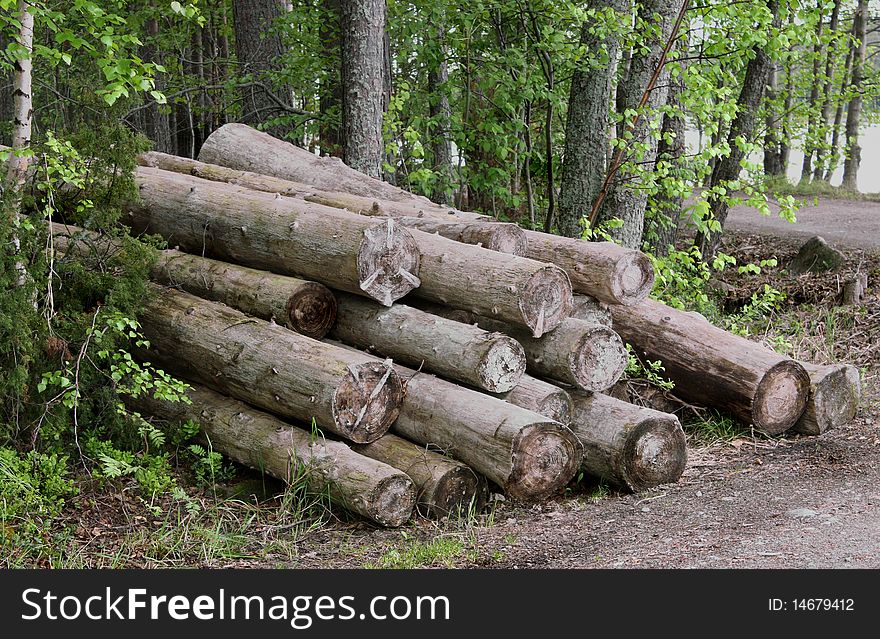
331,292 -> 525,392
406,228 -> 573,338
353,434 -> 488,518
570,391 -> 687,492
390,217 -> 527,256
139,285 -> 404,443
329,342 -> 581,500
127,167 -> 421,306
570,295 -> 612,327
129,384 -> 415,526
523,230 -> 655,307
493,375 -> 574,426
793,362 -> 861,435
611,299 -> 810,435
53,223 -> 337,339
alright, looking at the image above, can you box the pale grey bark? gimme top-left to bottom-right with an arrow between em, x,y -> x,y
812,0 -> 843,182
842,0 -> 867,191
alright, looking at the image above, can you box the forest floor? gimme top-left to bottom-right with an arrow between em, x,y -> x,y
16,200 -> 880,569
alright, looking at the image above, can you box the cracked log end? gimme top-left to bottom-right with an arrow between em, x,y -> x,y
610,251 -> 655,306
518,265 -> 573,338
286,281 -> 338,339
357,219 -> 421,306
621,416 -> 688,492
794,364 -> 860,436
368,474 -> 417,528
752,360 -> 811,435
477,335 -> 528,393
422,467 -> 489,519
571,326 -> 628,392
507,422 -> 582,500
537,390 -> 574,426
332,361 -> 404,443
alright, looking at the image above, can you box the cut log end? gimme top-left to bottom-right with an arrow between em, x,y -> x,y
423,467 -> 488,518
357,219 -> 421,306
572,326 -> 628,392
477,336 -> 528,393
611,252 -> 655,306
286,282 -> 338,339
752,360 -> 811,435
369,475 -> 418,527
518,266 -> 574,338
507,423 -> 581,500
795,364 -> 860,435
538,391 -> 574,426
621,417 -> 688,492
332,362 -> 404,443
460,224 -> 528,256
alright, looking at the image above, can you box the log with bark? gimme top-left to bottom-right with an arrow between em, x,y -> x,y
353,434 -> 488,518
570,295 -> 612,328
610,300 -> 810,435
128,384 -> 415,527
139,285 -> 404,443
52,223 -> 338,340
138,151 -> 528,256
127,167 -> 421,306
331,292 -> 526,393
412,302 -> 626,392
494,375 -> 574,426
329,342 -> 582,500
569,391 -> 687,492
793,362 -> 861,436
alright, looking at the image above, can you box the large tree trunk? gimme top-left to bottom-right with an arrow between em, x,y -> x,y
139,286 -> 405,444
557,0 -> 630,239
231,0 -> 292,140
138,150 -> 528,256
610,299 -> 810,435
126,167 -> 421,306
494,375 -> 574,426
841,0 -> 867,192
569,391 -> 687,492
330,292 -> 526,393
763,63 -> 786,177
799,0 -> 825,184
353,434 -> 488,518
53,224 -> 337,339
340,0 -> 386,178
130,384 -> 415,527
417,303 -> 626,393
792,362 -> 860,436
695,0 -> 780,259
523,231 -> 654,306
406,228 -> 573,338
812,0 -> 843,182
600,0 -> 683,249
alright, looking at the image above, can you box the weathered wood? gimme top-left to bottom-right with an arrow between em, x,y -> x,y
128,384 -> 415,526
523,231 -> 655,307
611,299 -> 810,435
406,229 -> 573,338
52,223 -> 338,340
329,341 -> 581,500
139,285 -> 404,443
139,151 -> 527,256
793,362 -> 861,435
127,167 -> 421,306
494,375 -> 574,426
353,434 -> 488,518
570,391 -> 687,492
331,292 -> 526,392
570,295 -> 612,328
412,302 -> 625,392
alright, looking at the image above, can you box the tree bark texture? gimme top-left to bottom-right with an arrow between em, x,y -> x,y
570,295 -> 612,327
841,0 -> 867,191
493,375 -> 574,426
129,384 -> 415,526
610,299 -> 810,435
139,285 -> 405,443
792,362 -> 860,436
330,292 -> 526,393
353,434 -> 488,518
557,0 -> 630,239
812,0 -> 843,182
340,0 -> 386,178
126,167 -> 421,306
570,391 -> 687,492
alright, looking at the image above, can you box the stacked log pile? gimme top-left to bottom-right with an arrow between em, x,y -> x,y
53,123 -> 861,527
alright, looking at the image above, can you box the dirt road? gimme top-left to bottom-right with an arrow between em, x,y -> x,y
726,197 -> 880,250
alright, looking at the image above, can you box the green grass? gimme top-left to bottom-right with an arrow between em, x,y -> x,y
764,175 -> 880,203
367,534 -> 470,569
684,411 -> 752,446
